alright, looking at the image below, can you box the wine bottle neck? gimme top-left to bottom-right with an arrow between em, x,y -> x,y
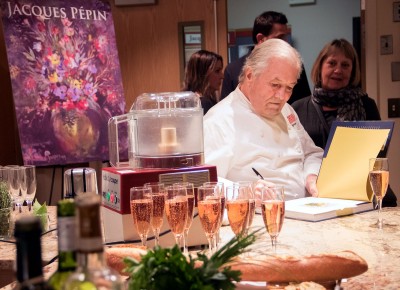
16,234 -> 44,283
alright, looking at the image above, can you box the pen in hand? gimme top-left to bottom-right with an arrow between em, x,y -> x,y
251,167 -> 299,198
252,167 -> 264,180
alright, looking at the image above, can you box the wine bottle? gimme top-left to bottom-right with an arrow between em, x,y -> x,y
47,199 -> 77,290
14,216 -> 53,290
63,193 -> 123,290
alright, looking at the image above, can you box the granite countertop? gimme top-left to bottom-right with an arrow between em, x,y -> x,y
229,207 -> 400,289
1,207 -> 399,289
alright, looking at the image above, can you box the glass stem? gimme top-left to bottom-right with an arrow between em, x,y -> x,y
174,234 -> 184,252
153,229 -> 160,247
183,229 -> 189,255
140,235 -> 147,247
377,198 -> 383,229
207,235 -> 214,256
271,236 -> 278,254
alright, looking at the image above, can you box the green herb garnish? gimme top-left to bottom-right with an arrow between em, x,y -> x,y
123,229 -> 262,290
0,181 -> 11,209
33,199 -> 48,231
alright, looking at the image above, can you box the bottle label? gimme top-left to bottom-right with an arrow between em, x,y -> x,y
58,216 -> 76,252
77,201 -> 103,252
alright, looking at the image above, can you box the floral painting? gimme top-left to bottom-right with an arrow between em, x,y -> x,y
0,0 -> 126,166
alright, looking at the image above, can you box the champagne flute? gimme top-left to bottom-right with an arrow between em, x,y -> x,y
143,182 -> 166,247
7,166 -> 24,213
261,186 -> 285,253
225,185 -> 249,236
173,182 -> 195,255
165,185 -> 188,249
369,158 -> 389,229
197,185 -> 221,255
234,181 -> 256,235
203,181 -> 225,248
130,186 -> 153,247
22,166 -> 36,211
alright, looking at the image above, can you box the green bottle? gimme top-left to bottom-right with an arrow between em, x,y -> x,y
48,199 -> 77,290
63,193 -> 123,290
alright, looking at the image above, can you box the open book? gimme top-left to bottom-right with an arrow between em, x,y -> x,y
285,121 -> 394,222
285,197 -> 373,222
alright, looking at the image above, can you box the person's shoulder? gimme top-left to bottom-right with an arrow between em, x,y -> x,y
361,94 -> 377,104
291,96 -> 312,110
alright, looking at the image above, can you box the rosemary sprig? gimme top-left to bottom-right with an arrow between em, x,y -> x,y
123,229 -> 263,290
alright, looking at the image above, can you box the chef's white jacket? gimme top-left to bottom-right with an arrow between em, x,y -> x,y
203,87 -> 323,199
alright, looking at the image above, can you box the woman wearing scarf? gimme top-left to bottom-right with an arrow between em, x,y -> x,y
292,38 -> 396,207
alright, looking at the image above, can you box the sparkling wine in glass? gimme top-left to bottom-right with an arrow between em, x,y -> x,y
173,182 -> 195,255
197,185 -> 221,255
203,181 -> 225,248
234,181 -> 256,235
130,186 -> 153,247
165,185 -> 188,249
369,158 -> 389,229
261,186 -> 285,253
22,166 -> 36,211
143,182 -> 166,247
225,185 -> 249,236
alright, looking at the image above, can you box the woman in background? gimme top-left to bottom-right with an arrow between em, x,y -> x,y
182,50 -> 224,114
292,38 -> 396,206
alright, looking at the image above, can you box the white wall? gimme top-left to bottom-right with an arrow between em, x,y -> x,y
227,0 -> 360,88
365,0 -> 400,200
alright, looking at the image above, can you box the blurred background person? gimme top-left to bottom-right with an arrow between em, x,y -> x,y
292,38 -> 396,207
220,11 -> 310,104
182,50 -> 224,115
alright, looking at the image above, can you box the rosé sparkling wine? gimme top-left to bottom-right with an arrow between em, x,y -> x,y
198,199 -> 221,235
261,200 -> 285,238
185,195 -> 195,230
165,197 -> 188,234
149,193 -> 166,230
369,170 -> 389,199
226,199 -> 249,235
130,199 -> 153,237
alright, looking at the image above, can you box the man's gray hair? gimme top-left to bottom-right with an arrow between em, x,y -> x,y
238,39 -> 302,83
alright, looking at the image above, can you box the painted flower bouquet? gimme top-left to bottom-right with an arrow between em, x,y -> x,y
3,0 -> 126,165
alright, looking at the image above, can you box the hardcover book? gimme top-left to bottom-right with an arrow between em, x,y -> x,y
285,197 -> 373,222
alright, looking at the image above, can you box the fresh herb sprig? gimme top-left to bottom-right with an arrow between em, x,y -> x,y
123,229 -> 262,290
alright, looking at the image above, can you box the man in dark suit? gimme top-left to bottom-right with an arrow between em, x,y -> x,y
221,11 -> 310,104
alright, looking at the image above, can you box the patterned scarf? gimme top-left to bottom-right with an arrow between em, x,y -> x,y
312,86 -> 367,121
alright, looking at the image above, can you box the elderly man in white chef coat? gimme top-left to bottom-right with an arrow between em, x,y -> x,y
203,39 -> 323,200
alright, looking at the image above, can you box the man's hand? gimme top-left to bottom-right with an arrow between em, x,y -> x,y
306,174 -> 319,197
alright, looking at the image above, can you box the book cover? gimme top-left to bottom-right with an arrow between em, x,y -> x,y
323,120 -> 394,158
285,197 -> 373,222
317,126 -> 391,201
0,0 -> 126,166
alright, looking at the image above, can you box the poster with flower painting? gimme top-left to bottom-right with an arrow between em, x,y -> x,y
0,0 -> 126,166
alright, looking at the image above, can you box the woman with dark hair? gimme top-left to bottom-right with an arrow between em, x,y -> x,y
292,38 -> 396,206
183,50 -> 224,114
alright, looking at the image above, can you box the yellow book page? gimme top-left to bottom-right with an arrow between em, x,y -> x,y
317,127 -> 390,201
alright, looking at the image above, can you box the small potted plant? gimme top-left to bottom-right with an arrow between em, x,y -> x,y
0,181 -> 12,238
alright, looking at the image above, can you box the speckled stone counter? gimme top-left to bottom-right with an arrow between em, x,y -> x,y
222,207 -> 400,289
1,207 -> 399,289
